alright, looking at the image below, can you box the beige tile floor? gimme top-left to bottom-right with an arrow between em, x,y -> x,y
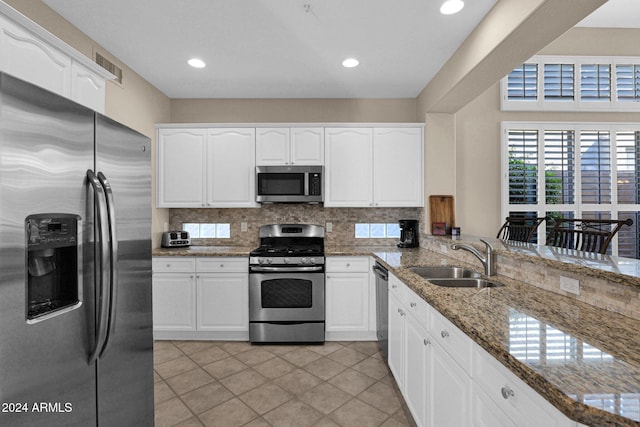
154,340 -> 414,427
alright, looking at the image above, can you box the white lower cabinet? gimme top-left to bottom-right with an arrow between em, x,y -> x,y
152,257 -> 248,340
387,271 -> 578,427
404,307 -> 430,427
472,344 -> 576,427
152,270 -> 197,332
325,256 -> 376,340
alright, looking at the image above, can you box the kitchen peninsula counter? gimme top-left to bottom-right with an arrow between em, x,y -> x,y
152,243 -> 640,425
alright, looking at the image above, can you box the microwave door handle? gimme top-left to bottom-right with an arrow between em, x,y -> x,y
304,172 -> 309,196
87,170 -> 110,365
97,172 -> 118,357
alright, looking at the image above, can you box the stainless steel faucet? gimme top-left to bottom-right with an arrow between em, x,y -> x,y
451,238 -> 495,276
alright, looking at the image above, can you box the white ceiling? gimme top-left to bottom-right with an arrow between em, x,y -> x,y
41,0 -> 638,100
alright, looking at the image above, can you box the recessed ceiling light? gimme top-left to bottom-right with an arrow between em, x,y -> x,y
342,58 -> 359,68
188,58 -> 206,68
440,0 -> 464,15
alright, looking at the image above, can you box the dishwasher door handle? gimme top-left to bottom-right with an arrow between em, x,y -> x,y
372,264 -> 388,281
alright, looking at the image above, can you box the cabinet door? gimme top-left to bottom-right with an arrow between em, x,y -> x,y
0,16 -> 72,98
256,127 -> 290,165
405,313 -> 430,427
324,128 -> 373,207
70,61 -> 106,113
325,272 -> 369,333
207,128 -> 257,207
388,291 -> 405,390
291,127 -> 324,165
373,128 -> 424,207
197,273 -> 248,332
157,128 -> 206,207
152,273 -> 197,331
429,340 -> 472,427
472,383 -> 517,427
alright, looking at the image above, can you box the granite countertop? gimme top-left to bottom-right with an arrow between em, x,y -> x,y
371,247 -> 640,427
152,245 -> 254,257
153,244 -> 640,426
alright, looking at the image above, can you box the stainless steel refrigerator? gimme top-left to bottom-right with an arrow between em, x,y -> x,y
0,72 -> 154,426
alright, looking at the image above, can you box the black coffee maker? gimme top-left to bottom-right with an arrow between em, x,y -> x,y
397,219 -> 419,248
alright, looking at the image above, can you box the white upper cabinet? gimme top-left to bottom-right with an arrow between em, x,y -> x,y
70,61 -> 106,112
373,127 -> 424,207
207,128 -> 257,207
0,7 -> 111,112
256,128 -> 289,165
157,128 -> 207,208
290,127 -> 324,164
325,128 -> 374,207
256,127 -> 324,165
0,14 -> 71,97
325,126 -> 424,207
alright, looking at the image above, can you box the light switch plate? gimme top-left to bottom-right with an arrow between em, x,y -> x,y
326,222 -> 333,233
560,276 -> 580,295
241,222 -> 248,232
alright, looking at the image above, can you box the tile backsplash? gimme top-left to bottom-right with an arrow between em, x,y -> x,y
170,206 -> 423,247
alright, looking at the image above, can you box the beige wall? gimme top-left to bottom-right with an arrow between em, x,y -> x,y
170,98 -> 417,123
6,0 -> 172,247
454,27 -> 640,238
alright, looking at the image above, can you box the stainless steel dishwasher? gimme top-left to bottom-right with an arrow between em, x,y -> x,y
372,262 -> 389,361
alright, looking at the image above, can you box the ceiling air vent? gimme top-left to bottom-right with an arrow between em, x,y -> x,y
95,52 -> 123,84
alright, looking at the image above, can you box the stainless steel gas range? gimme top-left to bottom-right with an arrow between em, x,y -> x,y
249,224 -> 325,342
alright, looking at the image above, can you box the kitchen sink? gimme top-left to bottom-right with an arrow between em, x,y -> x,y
427,278 -> 504,288
409,266 -> 481,279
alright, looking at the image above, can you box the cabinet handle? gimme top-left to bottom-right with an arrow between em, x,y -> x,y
501,386 -> 515,400
423,338 -> 431,346
346,263 -> 350,267
441,330 -> 450,338
166,264 -> 171,267
190,275 -> 194,279
410,302 -> 417,308
220,264 -> 224,268
392,284 -> 397,289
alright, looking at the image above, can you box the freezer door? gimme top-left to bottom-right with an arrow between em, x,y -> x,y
0,74 -> 97,426
94,114 -> 154,425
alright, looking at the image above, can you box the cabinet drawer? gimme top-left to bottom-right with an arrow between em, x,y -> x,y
473,346 -> 570,427
196,257 -> 248,273
153,257 -> 196,273
430,307 -> 472,375
405,286 -> 430,329
326,256 -> 370,273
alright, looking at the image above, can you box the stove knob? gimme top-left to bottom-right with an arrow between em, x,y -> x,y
267,258 -> 273,264
301,258 -> 308,264
258,258 -> 264,264
284,258 -> 290,264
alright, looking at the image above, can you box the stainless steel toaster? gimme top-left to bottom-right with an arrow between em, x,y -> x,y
161,231 -> 191,248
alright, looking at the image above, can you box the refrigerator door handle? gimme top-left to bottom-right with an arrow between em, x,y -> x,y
87,170 -> 111,364
97,171 -> 118,357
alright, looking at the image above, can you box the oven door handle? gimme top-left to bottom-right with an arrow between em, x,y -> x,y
249,266 -> 324,273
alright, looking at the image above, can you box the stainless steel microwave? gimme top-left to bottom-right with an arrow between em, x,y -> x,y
256,165 -> 323,203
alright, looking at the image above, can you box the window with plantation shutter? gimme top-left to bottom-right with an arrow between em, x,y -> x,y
507,130 -> 538,204
501,56 -> 640,111
580,64 -> 611,102
616,64 -> 640,102
502,122 -> 640,258
507,63 -> 537,100
544,63 -> 574,101
580,131 -> 611,204
544,130 -> 575,204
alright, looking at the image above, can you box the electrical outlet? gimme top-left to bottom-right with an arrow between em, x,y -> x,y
241,222 -> 248,232
326,222 -> 333,233
440,244 -> 447,254
560,276 -> 580,295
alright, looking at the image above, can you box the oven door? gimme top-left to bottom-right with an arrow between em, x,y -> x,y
249,270 -> 324,322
